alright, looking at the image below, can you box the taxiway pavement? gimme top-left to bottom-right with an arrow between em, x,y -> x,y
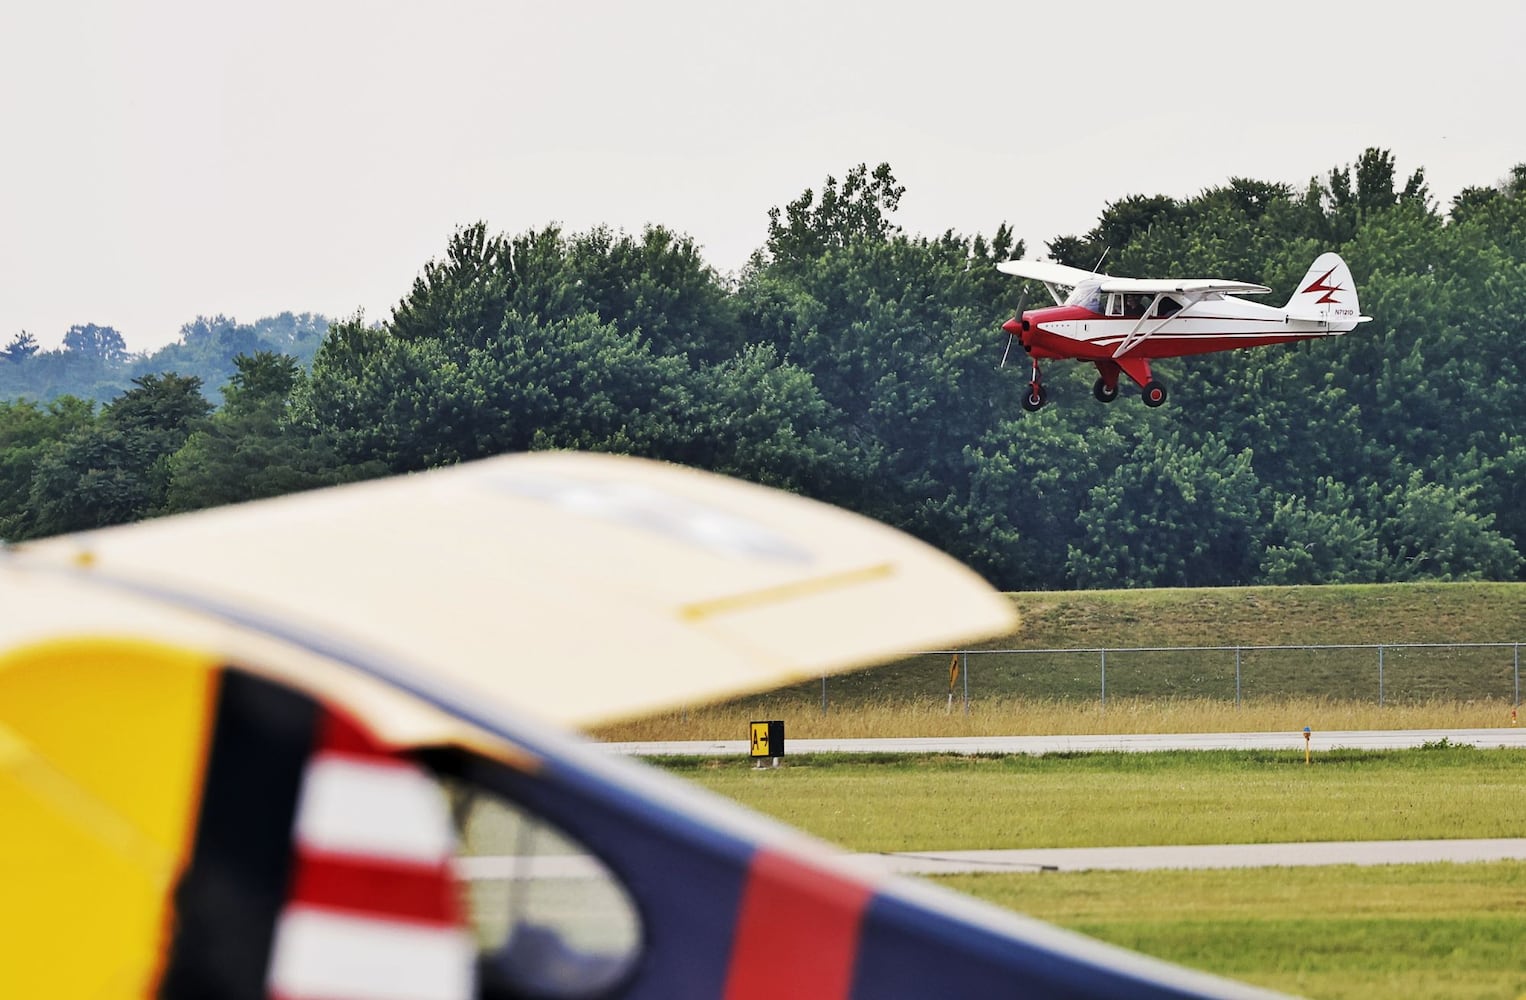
603,728 -> 1526,757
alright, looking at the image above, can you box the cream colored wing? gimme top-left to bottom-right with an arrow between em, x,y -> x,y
1098,277 -> 1272,296
996,259 -> 1105,286
3,452 -> 1017,729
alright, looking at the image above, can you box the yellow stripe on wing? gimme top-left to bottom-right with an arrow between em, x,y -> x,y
678,563 -> 896,622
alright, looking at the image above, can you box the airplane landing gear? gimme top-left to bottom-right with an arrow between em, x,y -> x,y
1022,361 -> 1047,411
1093,378 -> 1119,403
1142,380 -> 1168,407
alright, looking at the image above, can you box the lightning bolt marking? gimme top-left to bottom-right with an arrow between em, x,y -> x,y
1302,267 -> 1344,304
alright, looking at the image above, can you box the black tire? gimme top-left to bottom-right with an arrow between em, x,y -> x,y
1093,378 -> 1118,403
1021,384 -> 1048,412
1142,380 -> 1167,407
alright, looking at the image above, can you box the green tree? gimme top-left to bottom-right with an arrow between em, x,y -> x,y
63,324 -> 130,363
1067,434 -> 1264,589
680,344 -> 862,496
0,396 -> 96,539
762,162 -> 906,273
165,353 -> 364,513
1373,469 -> 1521,581
27,374 -> 211,536
1,332 -> 39,364
1259,479 -> 1384,585
564,226 -> 743,364
739,182 -> 1026,548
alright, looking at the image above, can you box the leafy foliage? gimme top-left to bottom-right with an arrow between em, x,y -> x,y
26,374 -> 211,535
3,151 -> 1522,590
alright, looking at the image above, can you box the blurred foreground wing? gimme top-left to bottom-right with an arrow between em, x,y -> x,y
5,452 -> 1016,728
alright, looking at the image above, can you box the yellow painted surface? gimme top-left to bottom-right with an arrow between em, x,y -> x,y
0,639 -> 219,999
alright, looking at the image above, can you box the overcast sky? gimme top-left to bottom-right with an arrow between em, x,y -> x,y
3,1 -> 1523,352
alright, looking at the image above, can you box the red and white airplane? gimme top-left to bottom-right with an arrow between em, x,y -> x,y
998,252 -> 1370,410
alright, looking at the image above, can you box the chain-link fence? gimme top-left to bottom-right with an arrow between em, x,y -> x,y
811,643 -> 1523,713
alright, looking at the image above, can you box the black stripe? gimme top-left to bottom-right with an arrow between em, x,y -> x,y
158,669 -> 319,1000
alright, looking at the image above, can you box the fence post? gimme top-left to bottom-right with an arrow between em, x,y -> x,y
962,651 -> 970,716
821,675 -> 827,713
1235,646 -> 1242,709
1100,648 -> 1107,709
1378,644 -> 1385,707
1515,643 -> 1520,707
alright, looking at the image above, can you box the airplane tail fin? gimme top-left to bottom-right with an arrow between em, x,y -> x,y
1285,252 -> 1369,330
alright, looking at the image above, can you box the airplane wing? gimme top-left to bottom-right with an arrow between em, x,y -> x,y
996,259 -> 1106,286
1099,277 -> 1272,296
3,451 -> 1017,730
1,452 -> 1288,1000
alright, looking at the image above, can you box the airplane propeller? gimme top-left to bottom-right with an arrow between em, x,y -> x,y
999,286 -> 1029,368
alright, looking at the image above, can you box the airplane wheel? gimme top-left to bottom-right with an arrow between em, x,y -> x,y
1141,380 -> 1167,407
1093,378 -> 1118,403
1021,384 -> 1047,412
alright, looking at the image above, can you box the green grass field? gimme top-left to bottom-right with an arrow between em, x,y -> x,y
652,750 -> 1526,1000
655,748 -> 1526,852
943,864 -> 1526,1000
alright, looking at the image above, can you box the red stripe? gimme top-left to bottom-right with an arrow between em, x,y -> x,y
289,710 -> 461,929
317,708 -> 391,757
287,851 -> 461,927
723,849 -> 874,1000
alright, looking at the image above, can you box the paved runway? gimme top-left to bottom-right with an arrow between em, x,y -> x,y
837,839 -> 1526,875
458,839 -> 1526,880
602,727 -> 1526,757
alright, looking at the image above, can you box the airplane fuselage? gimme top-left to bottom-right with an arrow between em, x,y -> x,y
1009,296 -> 1349,363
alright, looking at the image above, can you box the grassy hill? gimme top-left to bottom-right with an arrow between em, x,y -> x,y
984,582 -> 1525,650
836,582 -> 1526,706
594,582 -> 1523,739
592,583 -> 1525,739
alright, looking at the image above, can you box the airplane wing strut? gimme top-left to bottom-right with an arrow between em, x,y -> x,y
1111,294 -> 1178,359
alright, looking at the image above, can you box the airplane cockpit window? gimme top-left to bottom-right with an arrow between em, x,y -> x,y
443,777 -> 643,999
1156,295 -> 1183,316
1065,280 -> 1104,313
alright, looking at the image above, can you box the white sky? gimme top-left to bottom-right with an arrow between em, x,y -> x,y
3,0 -> 1523,352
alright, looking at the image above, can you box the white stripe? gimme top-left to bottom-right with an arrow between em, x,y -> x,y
293,754 -> 455,863
268,907 -> 475,1000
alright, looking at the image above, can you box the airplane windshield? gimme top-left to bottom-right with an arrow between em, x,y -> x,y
445,775 -> 643,999
1064,280 -> 1103,313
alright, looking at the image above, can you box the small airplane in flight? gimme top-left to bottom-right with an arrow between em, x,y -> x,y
997,252 -> 1370,410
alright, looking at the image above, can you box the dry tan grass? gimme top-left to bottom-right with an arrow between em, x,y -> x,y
590,695 -> 1522,742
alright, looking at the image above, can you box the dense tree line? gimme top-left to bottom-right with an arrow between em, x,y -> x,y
2,151 -> 1521,590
